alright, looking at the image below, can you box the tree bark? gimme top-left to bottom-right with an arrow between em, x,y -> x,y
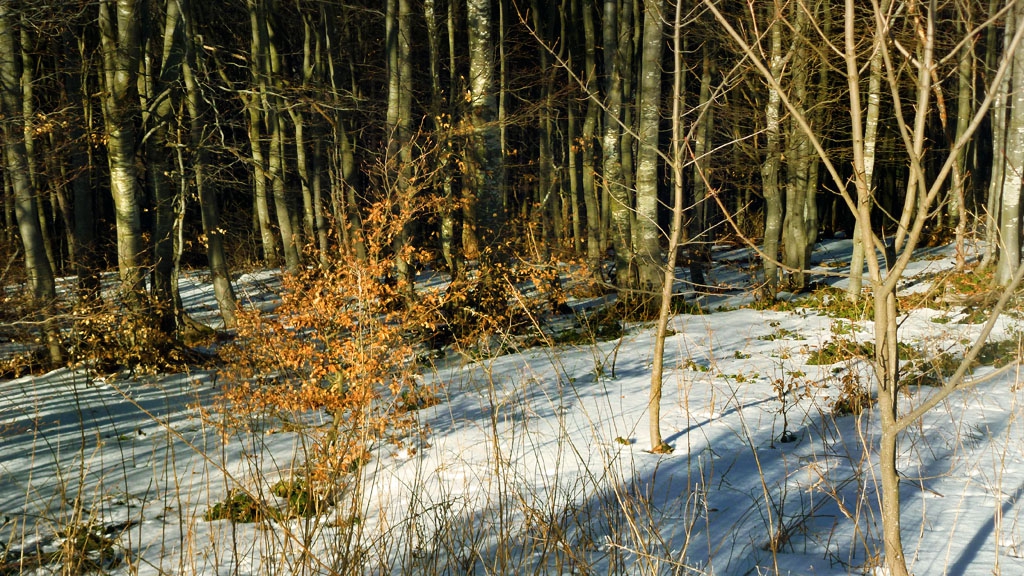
182,0 -> 237,327
386,0 -> 415,292
689,41 -> 714,288
650,0 -> 686,455
143,0 -> 185,332
761,6 -> 784,299
581,0 -> 602,273
99,0 -> 146,301
633,0 -> 664,308
466,0 -> 505,253
0,2 -> 61,363
997,0 -> 1024,286
782,5 -> 811,291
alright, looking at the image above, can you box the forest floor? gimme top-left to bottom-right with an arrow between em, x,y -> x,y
1,238 -> 1023,575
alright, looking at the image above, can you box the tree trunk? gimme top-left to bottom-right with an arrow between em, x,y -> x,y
466,0 -> 506,254
761,7 -> 784,299
581,0 -> 602,274
782,5 -> 811,291
387,0 -> 415,292
633,0 -> 664,308
950,11 -> 972,272
143,0 -> 185,332
19,25 -> 56,279
997,0 -> 1024,286
0,2 -> 61,363
263,11 -> 300,272
182,0 -> 237,328
603,0 -> 631,290
99,0 -> 146,301
650,0 -> 686,455
983,0 -> 1006,268
689,42 -> 713,288
245,0 -> 279,268
60,30 -> 99,298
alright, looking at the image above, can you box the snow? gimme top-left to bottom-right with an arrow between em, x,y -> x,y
1,239 -> 1022,575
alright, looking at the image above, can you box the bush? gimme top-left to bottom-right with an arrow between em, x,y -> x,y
214,253 -> 445,497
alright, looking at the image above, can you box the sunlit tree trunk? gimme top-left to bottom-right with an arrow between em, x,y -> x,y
18,24 -> 56,278
603,0 -> 631,290
142,0 -> 185,332
581,0 -> 602,273
847,0 -> 889,302
650,0 -> 686,454
782,5 -> 811,290
466,0 -> 505,256
761,6 -> 784,299
633,0 -> 664,307
0,2 -> 61,363
245,0 -> 279,268
983,0 -> 1005,268
950,7 -> 972,272
387,0 -> 415,292
265,12 -> 300,272
997,0 -> 1024,286
99,0 -> 146,301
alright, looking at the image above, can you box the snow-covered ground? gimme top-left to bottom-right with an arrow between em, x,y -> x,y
1,239 -> 1022,575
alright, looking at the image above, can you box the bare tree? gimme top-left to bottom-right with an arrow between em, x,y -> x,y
99,0 -> 146,300
0,0 -> 61,362
633,0 -> 664,307
706,0 -> 1024,573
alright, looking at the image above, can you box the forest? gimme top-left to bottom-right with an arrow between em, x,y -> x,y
2,0 -> 1024,575
0,0 -> 1019,340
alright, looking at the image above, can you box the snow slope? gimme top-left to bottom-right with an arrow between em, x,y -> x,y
1,240 -> 1022,575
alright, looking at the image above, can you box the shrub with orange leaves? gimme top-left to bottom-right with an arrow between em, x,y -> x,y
214,251 -> 445,492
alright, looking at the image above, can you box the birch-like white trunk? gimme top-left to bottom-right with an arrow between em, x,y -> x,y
634,0 -> 664,305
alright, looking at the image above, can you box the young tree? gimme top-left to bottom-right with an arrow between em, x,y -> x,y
707,0 -> 1024,573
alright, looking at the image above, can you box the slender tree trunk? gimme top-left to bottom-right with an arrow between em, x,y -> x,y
650,0 -> 685,455
782,5 -> 811,291
633,0 -> 665,307
951,10 -> 972,272
0,2 -> 61,363
532,0 -> 559,253
604,0 -> 631,289
983,0 -> 1005,268
997,0 -> 1024,286
62,31 -> 98,298
265,12 -> 300,272
466,0 -> 506,254
269,109 -> 300,271
182,0 -> 236,327
619,0 -> 637,264
99,0 -> 146,301
387,0 -> 415,293
689,42 -> 713,287
761,7 -> 784,299
581,0 -> 602,274
19,25 -> 56,279
245,0 -> 279,268
144,0 -> 186,332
